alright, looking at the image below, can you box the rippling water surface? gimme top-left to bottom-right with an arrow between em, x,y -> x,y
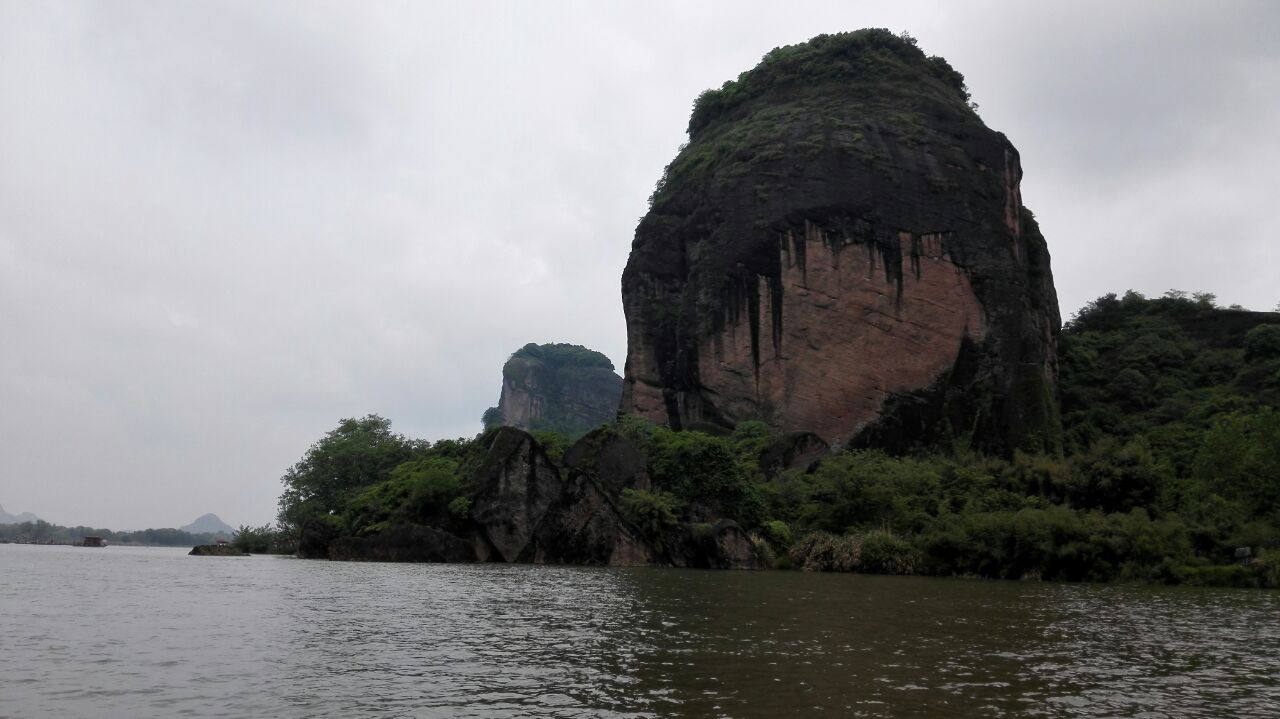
2,544 -> 1277,718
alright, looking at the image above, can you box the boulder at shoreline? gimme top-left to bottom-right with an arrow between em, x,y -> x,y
189,544 -> 248,556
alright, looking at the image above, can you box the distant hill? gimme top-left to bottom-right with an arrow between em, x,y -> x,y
0,504 -> 41,525
180,513 -> 234,535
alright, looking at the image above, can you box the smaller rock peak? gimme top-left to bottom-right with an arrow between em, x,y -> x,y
485,342 -> 623,438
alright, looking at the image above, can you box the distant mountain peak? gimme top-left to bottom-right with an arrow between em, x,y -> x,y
0,504 -> 42,525
181,513 -> 235,535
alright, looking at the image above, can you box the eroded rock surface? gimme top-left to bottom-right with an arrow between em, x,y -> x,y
468,427 -> 565,562
621,30 -> 1061,454
562,426 -> 653,494
486,343 -> 623,437
759,431 -> 830,480
304,427 -> 759,569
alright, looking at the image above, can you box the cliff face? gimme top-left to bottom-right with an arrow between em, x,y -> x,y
621,30 -> 1061,454
487,343 -> 623,437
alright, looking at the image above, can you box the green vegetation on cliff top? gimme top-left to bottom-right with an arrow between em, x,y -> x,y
649,29 -> 978,210
510,342 -> 614,371
686,29 -> 972,140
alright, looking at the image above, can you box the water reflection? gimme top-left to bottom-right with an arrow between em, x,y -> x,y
614,570 -> 1061,717
2,545 -> 1277,718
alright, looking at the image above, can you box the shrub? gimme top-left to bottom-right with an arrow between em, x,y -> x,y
447,496 -> 472,520
859,531 -> 920,575
1244,324 -> 1280,360
761,520 -> 793,549
619,489 -> 679,538
789,532 -> 862,572
344,456 -> 464,534
231,524 -> 276,554
788,530 -> 920,574
643,422 -> 765,526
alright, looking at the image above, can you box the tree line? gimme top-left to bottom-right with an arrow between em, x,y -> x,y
0,520 -> 221,547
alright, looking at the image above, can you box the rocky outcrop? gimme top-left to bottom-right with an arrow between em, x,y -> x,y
467,427 -> 661,566
485,343 -> 623,437
188,544 -> 247,556
562,426 -> 653,494
666,520 -> 764,570
303,427 -> 759,569
329,525 -> 473,563
297,518 -> 342,559
759,431 -> 829,480
620,30 -> 1061,455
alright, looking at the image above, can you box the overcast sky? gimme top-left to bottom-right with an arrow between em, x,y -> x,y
2,1 -> 1277,529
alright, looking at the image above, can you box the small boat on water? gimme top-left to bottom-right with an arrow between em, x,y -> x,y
81,536 -> 107,548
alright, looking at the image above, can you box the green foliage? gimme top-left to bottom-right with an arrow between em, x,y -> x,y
231,524 -> 278,553
614,413 -> 661,452
511,342 -> 614,371
1167,553 -> 1280,589
649,30 -> 978,210
761,519 -> 793,549
447,496 -> 472,520
1064,439 -> 1169,513
532,430 -> 572,465
344,456 -> 464,536
276,415 -> 423,534
728,420 -> 777,465
619,489 -> 679,538
788,530 -> 919,574
859,531 -> 921,575
1061,290 -> 1280,458
686,29 -> 972,139
1191,409 -> 1280,514
481,406 -> 503,429
619,417 -> 765,526
788,532 -> 861,572
1245,324 -> 1280,360
767,450 -> 943,535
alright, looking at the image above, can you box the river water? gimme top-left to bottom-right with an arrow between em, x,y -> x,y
1,544 -> 1277,718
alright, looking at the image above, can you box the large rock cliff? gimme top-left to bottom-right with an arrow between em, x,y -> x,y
620,30 -> 1061,454
484,343 -> 623,437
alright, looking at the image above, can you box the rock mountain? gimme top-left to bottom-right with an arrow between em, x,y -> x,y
0,504 -> 41,525
485,343 -> 622,437
621,30 -> 1061,454
180,513 -> 235,535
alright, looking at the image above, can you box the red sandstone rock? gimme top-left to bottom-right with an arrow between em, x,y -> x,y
621,31 -> 1061,454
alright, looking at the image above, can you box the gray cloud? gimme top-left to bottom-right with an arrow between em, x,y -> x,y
2,1 -> 1277,528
